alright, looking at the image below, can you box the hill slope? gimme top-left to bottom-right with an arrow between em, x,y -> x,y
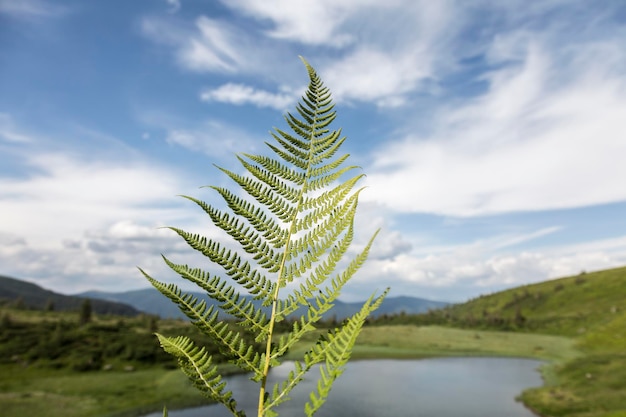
0,275 -> 140,316
438,266 -> 626,337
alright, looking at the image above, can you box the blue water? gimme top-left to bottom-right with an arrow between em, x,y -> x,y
144,357 -> 543,417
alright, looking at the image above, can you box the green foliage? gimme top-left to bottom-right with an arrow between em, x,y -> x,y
141,58 -> 387,416
79,299 -> 92,325
391,266 -> 626,335
0,311 -> 176,370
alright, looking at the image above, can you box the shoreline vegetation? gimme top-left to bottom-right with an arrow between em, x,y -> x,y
0,324 -> 575,417
1,266 -> 624,417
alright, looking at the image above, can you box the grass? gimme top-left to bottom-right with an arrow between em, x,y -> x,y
1,267 -> 624,417
437,266 -> 626,417
519,310 -> 626,417
283,325 -> 578,363
354,325 -> 579,362
0,365 -> 204,417
443,266 -> 626,336
0,363 -> 243,417
1,325 -> 574,417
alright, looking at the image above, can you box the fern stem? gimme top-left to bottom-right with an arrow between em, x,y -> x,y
258,59 -> 319,417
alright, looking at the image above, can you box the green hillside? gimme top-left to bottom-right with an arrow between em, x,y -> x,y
428,266 -> 626,417
435,266 -> 626,337
365,267 -> 626,417
0,275 -> 140,317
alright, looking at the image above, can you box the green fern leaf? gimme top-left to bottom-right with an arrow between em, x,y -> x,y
141,57 -> 388,417
156,334 -> 246,416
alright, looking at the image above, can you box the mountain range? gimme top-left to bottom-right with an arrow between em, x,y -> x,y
0,274 -> 448,320
78,288 -> 449,320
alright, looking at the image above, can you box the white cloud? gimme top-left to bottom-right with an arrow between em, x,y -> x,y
0,118 -> 193,265
141,16 -> 244,73
142,0 -> 459,106
200,83 -> 295,110
220,0 -> 456,106
164,119 -> 261,158
0,113 -> 34,143
322,47 -> 432,107
363,35 -> 626,215
221,0 -> 374,47
180,16 -> 243,72
351,230 -> 626,302
0,0 -> 66,18
0,151 -> 183,243
0,119 -> 225,292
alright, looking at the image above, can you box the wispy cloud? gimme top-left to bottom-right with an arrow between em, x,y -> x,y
0,0 -> 67,18
163,119 -> 261,159
200,83 -> 296,110
0,113 -> 33,143
141,16 -> 245,73
219,0 -> 457,106
362,30 -> 626,215
220,0 -> 372,47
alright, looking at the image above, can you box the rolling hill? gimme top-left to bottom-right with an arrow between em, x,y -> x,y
438,266 -> 626,337
0,275 -> 141,316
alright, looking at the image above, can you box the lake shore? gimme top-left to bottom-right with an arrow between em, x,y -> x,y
0,325 -> 578,417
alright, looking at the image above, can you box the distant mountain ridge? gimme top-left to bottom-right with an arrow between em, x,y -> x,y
0,274 -> 448,320
78,288 -> 449,320
0,275 -> 141,316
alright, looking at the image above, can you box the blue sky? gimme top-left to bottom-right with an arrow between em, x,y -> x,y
1,0 -> 626,302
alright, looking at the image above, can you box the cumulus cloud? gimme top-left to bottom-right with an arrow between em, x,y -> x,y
0,118 -> 201,292
348,229 -> 626,302
200,83 -> 296,110
322,47 -> 432,107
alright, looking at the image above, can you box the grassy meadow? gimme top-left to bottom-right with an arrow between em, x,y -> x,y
1,322 -> 570,417
421,266 -> 626,417
1,266 -> 625,416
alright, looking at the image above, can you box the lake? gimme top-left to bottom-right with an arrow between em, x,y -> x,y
144,357 -> 543,417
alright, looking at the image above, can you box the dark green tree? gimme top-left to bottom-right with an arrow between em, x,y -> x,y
79,299 -> 92,325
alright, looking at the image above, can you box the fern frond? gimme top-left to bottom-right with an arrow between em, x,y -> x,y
167,227 -> 276,292
161,256 -> 270,335
141,57 -> 388,417
242,154 -> 307,186
303,289 -> 388,416
237,156 -> 302,203
156,334 -> 245,416
265,141 -> 309,171
264,289 -> 388,415
213,169 -> 297,223
271,227 -> 379,359
140,269 -> 262,374
180,195 -> 283,273
206,187 -> 290,248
